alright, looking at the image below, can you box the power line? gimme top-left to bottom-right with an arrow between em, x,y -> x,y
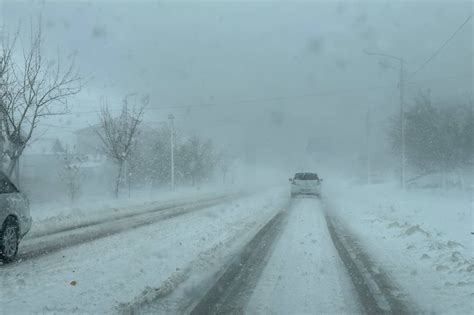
62,83 -> 399,117
409,14 -> 472,79
407,74 -> 472,85
64,74 -> 470,118
40,73 -> 471,133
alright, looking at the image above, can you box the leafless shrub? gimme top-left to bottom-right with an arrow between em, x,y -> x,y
95,98 -> 144,197
57,147 -> 85,203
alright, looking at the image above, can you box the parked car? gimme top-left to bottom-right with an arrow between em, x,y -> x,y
289,172 -> 322,198
0,172 -> 31,263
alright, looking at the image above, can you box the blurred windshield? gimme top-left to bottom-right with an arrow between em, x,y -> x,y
0,1 -> 472,314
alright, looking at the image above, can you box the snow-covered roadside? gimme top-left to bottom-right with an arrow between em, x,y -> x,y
27,185 -> 235,238
323,180 -> 473,314
246,198 -> 362,314
1,188 -> 287,314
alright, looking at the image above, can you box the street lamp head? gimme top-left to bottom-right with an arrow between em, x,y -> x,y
363,49 -> 403,62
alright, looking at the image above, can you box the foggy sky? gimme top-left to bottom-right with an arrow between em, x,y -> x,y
1,0 -> 472,172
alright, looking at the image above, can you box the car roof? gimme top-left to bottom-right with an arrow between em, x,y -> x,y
295,172 -> 318,176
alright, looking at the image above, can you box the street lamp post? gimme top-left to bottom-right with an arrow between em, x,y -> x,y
399,60 -> 406,190
364,50 -> 406,189
366,104 -> 371,185
168,114 -> 175,190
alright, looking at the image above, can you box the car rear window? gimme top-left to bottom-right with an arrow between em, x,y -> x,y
294,173 -> 319,180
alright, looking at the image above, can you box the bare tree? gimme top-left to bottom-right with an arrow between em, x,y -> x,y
57,146 -> 84,203
0,25 -> 82,183
96,99 -> 144,198
0,29 -> 18,172
177,135 -> 216,186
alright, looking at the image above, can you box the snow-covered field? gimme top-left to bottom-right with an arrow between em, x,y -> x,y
1,188 -> 287,314
324,180 -> 474,314
247,198 -> 362,314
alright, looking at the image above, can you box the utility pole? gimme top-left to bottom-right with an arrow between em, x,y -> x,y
364,50 -> 406,189
399,59 -> 405,189
366,105 -> 371,185
168,114 -> 175,190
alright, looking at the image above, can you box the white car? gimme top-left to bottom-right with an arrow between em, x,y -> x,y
289,172 -> 322,198
0,172 -> 31,263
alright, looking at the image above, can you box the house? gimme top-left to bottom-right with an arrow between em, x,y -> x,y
20,138 -> 67,199
21,135 -> 112,201
75,124 -> 103,156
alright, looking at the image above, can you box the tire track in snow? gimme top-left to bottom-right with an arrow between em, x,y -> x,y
27,194 -> 233,240
245,197 -> 363,314
8,195 -> 238,264
325,212 -> 418,314
116,197 -> 289,315
188,206 -> 288,314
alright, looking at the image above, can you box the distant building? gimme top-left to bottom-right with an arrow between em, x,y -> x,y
74,125 -> 103,155
23,137 -> 64,158
21,138 -> 66,197
21,135 -> 111,201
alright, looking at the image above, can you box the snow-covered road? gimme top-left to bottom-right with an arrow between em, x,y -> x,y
184,197 -> 363,315
324,182 -> 473,314
246,198 -> 362,314
0,189 -> 288,313
2,189 -> 365,314
17,194 -> 237,261
2,186 -> 448,314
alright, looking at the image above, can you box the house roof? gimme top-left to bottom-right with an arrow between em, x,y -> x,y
23,138 -> 65,156
75,124 -> 101,135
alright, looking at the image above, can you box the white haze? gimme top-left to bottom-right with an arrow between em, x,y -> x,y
1,0 -> 472,185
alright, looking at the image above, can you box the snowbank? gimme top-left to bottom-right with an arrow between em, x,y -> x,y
323,180 -> 473,314
27,185 -> 235,238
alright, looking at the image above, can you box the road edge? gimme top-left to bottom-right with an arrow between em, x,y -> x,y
323,200 -> 418,314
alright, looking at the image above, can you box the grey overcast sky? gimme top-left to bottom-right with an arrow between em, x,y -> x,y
1,0 -> 472,170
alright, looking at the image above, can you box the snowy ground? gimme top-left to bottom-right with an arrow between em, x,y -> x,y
140,196 -> 364,314
27,185 -> 234,238
1,188 -> 287,314
324,180 -> 474,314
3,180 -> 471,314
246,198 -> 362,314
